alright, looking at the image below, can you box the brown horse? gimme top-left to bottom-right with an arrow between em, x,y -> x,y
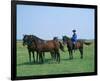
62,36 -> 91,59
28,35 -> 64,63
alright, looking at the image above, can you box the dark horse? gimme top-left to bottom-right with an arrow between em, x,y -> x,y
23,35 -> 38,63
23,35 -> 64,63
62,36 -> 91,59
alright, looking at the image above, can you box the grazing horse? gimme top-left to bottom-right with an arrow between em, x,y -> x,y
28,35 -> 64,63
62,36 -> 91,59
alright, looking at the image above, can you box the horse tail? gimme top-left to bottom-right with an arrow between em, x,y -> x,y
84,41 -> 92,46
59,41 -> 65,52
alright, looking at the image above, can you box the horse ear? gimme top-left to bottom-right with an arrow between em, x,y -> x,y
23,34 -> 24,37
30,35 -> 33,38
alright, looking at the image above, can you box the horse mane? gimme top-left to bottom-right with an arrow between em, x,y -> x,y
31,35 -> 46,48
32,35 -> 44,41
66,36 -> 71,40
63,35 -> 71,40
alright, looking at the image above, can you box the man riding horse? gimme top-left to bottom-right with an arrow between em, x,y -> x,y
71,29 -> 77,50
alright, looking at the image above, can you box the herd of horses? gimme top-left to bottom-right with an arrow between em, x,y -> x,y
23,35 -> 91,64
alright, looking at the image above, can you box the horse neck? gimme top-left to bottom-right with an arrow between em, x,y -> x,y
27,44 -> 35,49
27,39 -> 36,49
34,36 -> 44,42
66,39 -> 72,44
31,36 -> 45,49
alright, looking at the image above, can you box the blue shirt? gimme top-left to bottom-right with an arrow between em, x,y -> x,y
71,33 -> 77,43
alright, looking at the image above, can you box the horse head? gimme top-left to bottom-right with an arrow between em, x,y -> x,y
53,37 -> 58,41
62,36 -> 70,45
23,35 -> 28,46
59,41 -> 65,52
22,35 -> 34,46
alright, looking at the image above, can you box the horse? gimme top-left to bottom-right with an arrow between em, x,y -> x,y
52,37 -> 65,60
23,35 -> 38,63
28,35 -> 64,63
62,36 -> 91,59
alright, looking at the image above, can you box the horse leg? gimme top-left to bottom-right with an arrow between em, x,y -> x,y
50,52 -> 53,60
41,52 -> 44,63
71,50 -> 73,59
54,52 -> 57,61
36,51 -> 38,63
50,52 -> 54,61
57,51 -> 60,63
72,43 -> 75,53
39,52 -> 43,64
28,50 -> 31,63
51,51 -> 57,61
79,48 -> 83,59
42,52 -> 45,62
68,49 -> 73,60
74,49 -> 75,53
56,50 -> 60,63
54,51 -> 57,62
39,52 -> 41,63
32,51 -> 35,63
68,50 -> 71,60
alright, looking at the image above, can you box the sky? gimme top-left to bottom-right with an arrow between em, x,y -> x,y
17,4 -> 95,40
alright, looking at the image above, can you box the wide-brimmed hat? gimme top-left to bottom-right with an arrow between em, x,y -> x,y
72,29 -> 76,32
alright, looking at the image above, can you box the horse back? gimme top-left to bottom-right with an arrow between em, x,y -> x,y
37,40 -> 59,51
45,40 -> 59,48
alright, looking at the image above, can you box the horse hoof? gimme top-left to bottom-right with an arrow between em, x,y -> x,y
58,62 -> 60,64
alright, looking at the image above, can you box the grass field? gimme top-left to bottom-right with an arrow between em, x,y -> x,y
16,40 -> 95,77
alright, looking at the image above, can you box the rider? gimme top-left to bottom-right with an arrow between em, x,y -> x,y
71,29 -> 77,50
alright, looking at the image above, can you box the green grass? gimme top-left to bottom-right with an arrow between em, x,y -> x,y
16,41 -> 95,77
